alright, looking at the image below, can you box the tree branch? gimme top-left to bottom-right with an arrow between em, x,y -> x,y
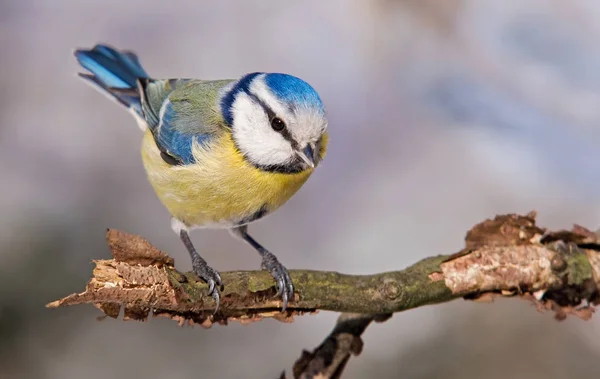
289,313 -> 392,379
47,212 -> 600,378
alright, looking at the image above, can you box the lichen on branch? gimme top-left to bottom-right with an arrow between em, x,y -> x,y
46,213 -> 600,378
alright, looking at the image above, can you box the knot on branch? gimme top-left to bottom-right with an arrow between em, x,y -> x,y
380,278 -> 403,300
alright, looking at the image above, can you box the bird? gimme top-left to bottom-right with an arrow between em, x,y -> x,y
73,44 -> 328,313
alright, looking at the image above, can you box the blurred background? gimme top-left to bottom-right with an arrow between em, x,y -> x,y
2,0 -> 600,378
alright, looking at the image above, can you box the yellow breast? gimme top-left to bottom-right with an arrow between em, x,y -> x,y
140,129 -> 326,228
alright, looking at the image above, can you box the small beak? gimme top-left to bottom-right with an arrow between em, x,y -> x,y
297,144 -> 315,168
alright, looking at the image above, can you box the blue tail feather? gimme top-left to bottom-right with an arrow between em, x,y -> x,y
74,44 -> 150,113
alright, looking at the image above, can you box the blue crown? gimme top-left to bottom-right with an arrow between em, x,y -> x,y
264,73 -> 324,114
221,72 -> 324,126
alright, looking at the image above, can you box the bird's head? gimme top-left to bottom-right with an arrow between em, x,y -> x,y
220,72 -> 328,173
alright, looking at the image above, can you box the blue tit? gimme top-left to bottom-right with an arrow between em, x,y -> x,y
74,44 -> 328,312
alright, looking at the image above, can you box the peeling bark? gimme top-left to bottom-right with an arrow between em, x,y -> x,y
46,212 -> 600,378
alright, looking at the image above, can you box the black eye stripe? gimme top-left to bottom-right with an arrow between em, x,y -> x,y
277,126 -> 297,149
246,91 -> 298,149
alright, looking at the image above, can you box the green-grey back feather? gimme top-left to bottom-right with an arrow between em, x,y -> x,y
168,79 -> 235,135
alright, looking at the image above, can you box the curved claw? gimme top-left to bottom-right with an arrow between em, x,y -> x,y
287,277 -> 294,299
280,270 -> 294,312
210,286 -> 220,315
192,264 -> 223,313
261,254 -> 294,312
276,277 -> 284,297
214,272 -> 223,288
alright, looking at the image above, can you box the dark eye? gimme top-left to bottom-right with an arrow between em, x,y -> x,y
271,117 -> 286,131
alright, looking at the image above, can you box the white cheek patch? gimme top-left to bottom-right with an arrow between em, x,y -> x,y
231,93 -> 294,166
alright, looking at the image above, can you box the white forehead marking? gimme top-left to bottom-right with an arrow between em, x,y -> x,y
249,74 -> 293,120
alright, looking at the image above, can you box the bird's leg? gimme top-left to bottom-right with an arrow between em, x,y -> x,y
230,225 -> 294,311
178,227 -> 223,313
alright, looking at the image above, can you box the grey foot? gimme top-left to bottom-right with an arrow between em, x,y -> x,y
260,251 -> 294,311
192,259 -> 223,313
178,226 -> 223,313
229,225 -> 294,312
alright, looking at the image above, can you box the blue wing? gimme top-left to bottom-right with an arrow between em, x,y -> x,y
140,78 -> 231,166
152,99 -> 212,165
